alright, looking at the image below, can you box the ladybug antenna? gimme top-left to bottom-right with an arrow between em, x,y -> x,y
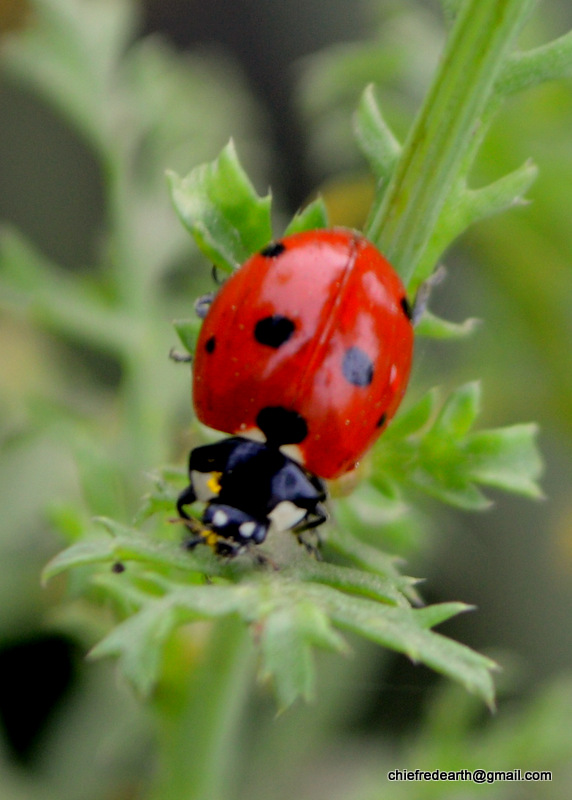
411,264 -> 447,325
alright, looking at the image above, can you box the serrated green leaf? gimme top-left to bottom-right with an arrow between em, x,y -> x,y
284,197 -> 329,236
326,525 -> 420,601
135,472 -> 185,524
157,580 -> 260,619
414,602 -> 475,629
260,602 -> 347,709
415,310 -> 481,339
313,587 -> 497,706
465,424 -> 544,498
61,545 -> 496,706
89,601 -> 181,696
287,559 -> 409,607
134,465 -> 190,524
170,579 -> 494,705
42,529 -> 223,584
42,539 -> 115,585
383,389 -> 439,440
373,383 -> 542,511
430,381 -> 481,439
93,516 -> 134,538
172,317 -> 201,356
167,140 -> 272,273
412,472 -> 492,511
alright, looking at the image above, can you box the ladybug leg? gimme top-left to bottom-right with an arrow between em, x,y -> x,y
411,264 -> 447,325
295,502 -> 328,532
181,521 -> 244,557
169,347 -> 192,363
185,525 -> 274,566
182,532 -> 209,550
292,502 -> 328,559
177,511 -> 215,551
244,542 -> 279,570
177,483 -> 198,520
211,535 -> 244,558
211,265 -> 227,286
210,532 -> 277,567
295,529 -> 322,560
194,291 -> 215,319
170,286 -> 219,361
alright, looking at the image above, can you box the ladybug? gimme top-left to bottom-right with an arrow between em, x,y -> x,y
177,228 -> 414,555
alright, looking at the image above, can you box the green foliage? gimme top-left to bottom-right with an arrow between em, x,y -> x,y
43,515 -> 498,709
353,83 -> 401,184
167,140 -> 273,275
5,0 -> 556,714
414,310 -> 481,340
372,382 -> 543,510
283,196 -> 330,236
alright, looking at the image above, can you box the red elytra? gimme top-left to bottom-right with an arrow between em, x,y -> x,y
192,228 -> 414,479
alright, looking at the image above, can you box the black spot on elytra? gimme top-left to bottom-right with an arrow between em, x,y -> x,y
400,296 -> 413,321
205,336 -> 216,353
254,315 -> 295,348
376,413 -> 387,429
257,406 -> 308,445
342,347 -> 374,387
260,241 -> 286,258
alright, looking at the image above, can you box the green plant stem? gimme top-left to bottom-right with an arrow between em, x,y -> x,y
105,158 -> 174,482
365,0 -> 537,293
148,616 -> 254,800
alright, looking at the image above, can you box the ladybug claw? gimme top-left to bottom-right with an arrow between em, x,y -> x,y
412,264 -> 447,325
169,347 -> 192,363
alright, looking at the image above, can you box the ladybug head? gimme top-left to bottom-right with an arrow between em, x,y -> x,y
202,502 -> 268,546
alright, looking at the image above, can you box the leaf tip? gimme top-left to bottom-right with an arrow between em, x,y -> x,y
40,561 -> 56,587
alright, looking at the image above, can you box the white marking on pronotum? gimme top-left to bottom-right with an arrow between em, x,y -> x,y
268,501 -> 306,533
240,425 -> 266,443
279,443 -> 304,465
212,509 -> 229,527
191,470 -> 220,502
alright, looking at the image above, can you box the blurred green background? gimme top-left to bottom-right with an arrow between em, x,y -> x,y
1,1 -> 572,798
